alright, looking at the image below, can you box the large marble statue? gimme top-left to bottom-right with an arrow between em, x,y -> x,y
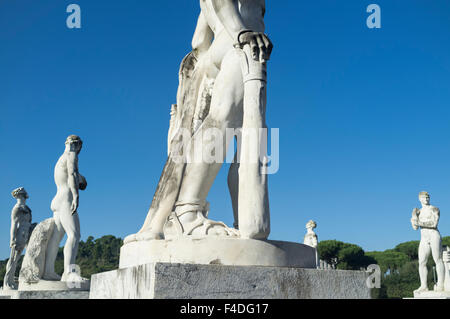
125,0 -> 273,243
3,188 -> 34,290
42,135 -> 87,282
411,191 -> 445,294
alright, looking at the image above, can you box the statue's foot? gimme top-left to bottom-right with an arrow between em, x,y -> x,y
414,286 -> 429,294
124,231 -> 163,244
42,272 -> 62,281
61,272 -> 89,283
164,210 -> 240,240
124,233 -> 137,244
2,283 -> 16,291
434,284 -> 444,292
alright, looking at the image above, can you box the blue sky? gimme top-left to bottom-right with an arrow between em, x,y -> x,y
1,0 -> 449,259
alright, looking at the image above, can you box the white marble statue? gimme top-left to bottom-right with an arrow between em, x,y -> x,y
444,247 -> 450,291
303,220 -> 318,248
303,220 -> 319,268
411,191 -> 445,294
125,0 -> 273,243
42,135 -> 87,282
3,188 -> 34,290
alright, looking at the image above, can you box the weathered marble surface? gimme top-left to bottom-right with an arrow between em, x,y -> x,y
90,262 -> 371,299
119,238 -> 316,269
19,279 -> 90,291
10,290 -> 89,299
19,218 -> 55,284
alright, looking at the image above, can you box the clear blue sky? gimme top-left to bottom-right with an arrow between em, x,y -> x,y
1,0 -> 449,259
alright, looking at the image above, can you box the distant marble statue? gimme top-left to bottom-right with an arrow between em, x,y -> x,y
125,0 -> 273,243
303,220 -> 319,268
411,191 -> 445,294
444,247 -> 450,291
3,188 -> 34,290
42,135 -> 87,282
303,220 -> 318,248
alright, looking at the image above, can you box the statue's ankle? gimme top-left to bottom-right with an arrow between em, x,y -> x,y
174,199 -> 209,224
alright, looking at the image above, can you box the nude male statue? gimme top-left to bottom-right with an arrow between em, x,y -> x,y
125,0 -> 273,243
411,191 -> 445,293
43,135 -> 87,281
3,188 -> 33,290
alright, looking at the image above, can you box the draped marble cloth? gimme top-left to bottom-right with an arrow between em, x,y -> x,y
138,52 -> 208,234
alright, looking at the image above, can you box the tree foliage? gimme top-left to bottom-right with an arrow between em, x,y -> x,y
318,240 -> 376,270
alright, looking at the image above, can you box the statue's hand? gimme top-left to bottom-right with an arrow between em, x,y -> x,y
10,240 -> 16,248
71,197 -> 79,215
411,217 -> 419,230
238,31 -> 273,62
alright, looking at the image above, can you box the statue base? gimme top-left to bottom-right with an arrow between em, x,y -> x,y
18,279 -> 90,291
413,290 -> 450,299
89,262 -> 371,299
8,279 -> 91,299
9,290 -> 89,299
0,288 -> 14,299
119,238 -> 316,269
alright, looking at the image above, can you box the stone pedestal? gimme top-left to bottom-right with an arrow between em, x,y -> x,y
0,289 -> 13,299
90,262 -> 371,299
10,290 -> 89,299
11,279 -> 91,299
119,238 -> 316,269
413,290 -> 450,299
18,279 -> 90,291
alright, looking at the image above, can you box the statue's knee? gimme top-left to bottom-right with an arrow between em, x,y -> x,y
67,232 -> 81,242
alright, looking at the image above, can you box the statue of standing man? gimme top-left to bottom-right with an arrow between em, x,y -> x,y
125,0 -> 273,243
411,191 -> 445,293
3,188 -> 33,290
43,135 -> 87,282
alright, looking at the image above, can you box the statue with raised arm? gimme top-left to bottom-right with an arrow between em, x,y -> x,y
3,188 -> 34,290
43,135 -> 87,282
411,191 -> 445,294
125,0 -> 273,244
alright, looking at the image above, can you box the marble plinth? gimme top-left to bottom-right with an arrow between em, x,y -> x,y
11,290 -> 89,299
19,279 -> 90,291
119,238 -> 316,269
413,290 -> 450,299
90,262 -> 371,299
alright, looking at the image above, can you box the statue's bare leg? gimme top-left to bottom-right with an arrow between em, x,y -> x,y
59,212 -> 81,280
431,231 -> 445,290
168,49 -> 244,237
43,213 -> 65,280
228,149 -> 239,229
416,240 -> 431,292
4,248 -> 22,289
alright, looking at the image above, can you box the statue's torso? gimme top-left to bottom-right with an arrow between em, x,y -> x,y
418,206 -> 436,221
418,206 -> 441,240
201,0 -> 265,36
51,153 -> 77,211
13,205 -> 32,247
304,232 -> 318,248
